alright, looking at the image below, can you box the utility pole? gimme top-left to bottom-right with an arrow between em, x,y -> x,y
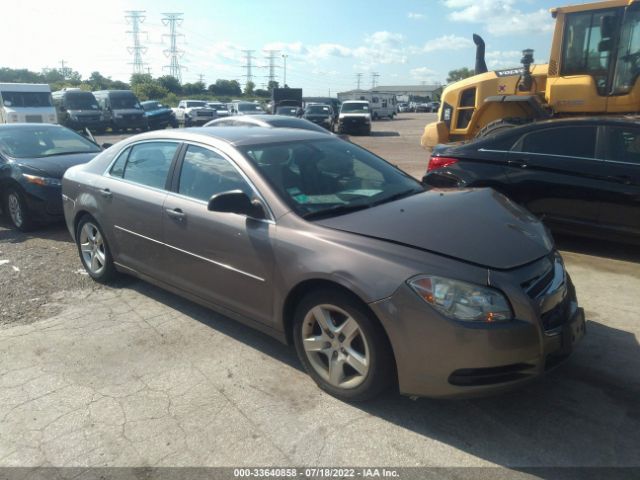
162,12 -> 185,82
241,50 -> 256,89
125,10 -> 147,76
58,60 -> 72,79
355,73 -> 363,89
371,72 -> 380,89
281,54 -> 288,87
263,50 -> 281,88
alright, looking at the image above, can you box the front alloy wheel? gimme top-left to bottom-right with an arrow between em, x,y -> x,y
5,188 -> 33,231
293,289 -> 395,401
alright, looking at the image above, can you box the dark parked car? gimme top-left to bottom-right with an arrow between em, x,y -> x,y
0,124 -> 101,230
423,117 -> 640,245
303,104 -> 335,131
275,106 -> 302,117
141,101 -> 178,130
62,128 -> 584,401
204,115 -> 331,134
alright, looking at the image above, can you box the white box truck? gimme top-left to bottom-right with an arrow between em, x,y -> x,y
0,83 -> 57,124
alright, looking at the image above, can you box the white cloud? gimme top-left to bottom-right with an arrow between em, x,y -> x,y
410,67 -> 441,83
486,50 -> 522,68
423,35 -> 474,52
408,12 -> 425,20
443,0 -> 554,36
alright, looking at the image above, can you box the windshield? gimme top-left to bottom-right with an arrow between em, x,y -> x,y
110,93 -> 141,109
341,103 -> 369,113
65,92 -> 99,110
239,138 -> 423,219
0,126 -> 100,158
307,105 -> 331,114
613,7 -> 640,94
187,101 -> 207,108
238,103 -> 264,112
141,102 -> 160,111
2,91 -> 52,108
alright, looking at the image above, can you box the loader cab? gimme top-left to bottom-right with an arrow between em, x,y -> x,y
548,1 -> 640,113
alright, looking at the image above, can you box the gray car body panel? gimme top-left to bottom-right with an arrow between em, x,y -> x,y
62,128 -> 581,398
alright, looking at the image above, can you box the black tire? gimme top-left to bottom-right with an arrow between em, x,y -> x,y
75,215 -> 117,283
477,117 -> 530,138
4,187 -> 35,231
293,288 -> 395,402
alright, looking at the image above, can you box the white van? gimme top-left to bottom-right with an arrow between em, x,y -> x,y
337,91 -> 396,120
0,83 -> 57,124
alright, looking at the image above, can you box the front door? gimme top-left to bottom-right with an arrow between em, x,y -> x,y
162,143 -> 275,325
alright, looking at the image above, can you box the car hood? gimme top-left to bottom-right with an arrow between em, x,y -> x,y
315,189 -> 553,270
113,109 -> 144,115
16,152 -> 100,178
145,108 -> 172,116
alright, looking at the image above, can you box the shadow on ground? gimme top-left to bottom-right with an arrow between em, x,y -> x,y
554,233 -> 640,264
125,267 -> 640,474
0,218 -> 71,245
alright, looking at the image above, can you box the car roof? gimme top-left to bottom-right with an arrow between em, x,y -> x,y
125,126 -> 333,147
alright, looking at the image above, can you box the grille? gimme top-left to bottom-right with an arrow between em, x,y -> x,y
521,262 -> 554,299
25,115 -> 42,123
197,111 -> 214,117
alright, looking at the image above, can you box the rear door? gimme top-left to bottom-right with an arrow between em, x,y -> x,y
162,143 -> 276,325
100,140 -> 181,279
504,124 -> 605,229
598,125 -> 640,238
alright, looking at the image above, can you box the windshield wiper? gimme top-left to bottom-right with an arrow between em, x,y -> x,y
371,188 -> 421,207
302,203 -> 371,220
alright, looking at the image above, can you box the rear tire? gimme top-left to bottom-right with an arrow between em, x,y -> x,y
293,288 -> 395,402
477,118 -> 530,138
75,215 -> 117,283
4,187 -> 34,232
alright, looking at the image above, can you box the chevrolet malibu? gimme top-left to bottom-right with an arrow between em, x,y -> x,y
61,128 -> 585,401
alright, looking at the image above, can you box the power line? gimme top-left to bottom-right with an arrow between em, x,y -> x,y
162,12 -> 185,82
241,50 -> 256,88
125,10 -> 147,76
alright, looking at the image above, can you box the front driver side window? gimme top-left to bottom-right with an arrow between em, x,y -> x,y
178,145 -> 252,202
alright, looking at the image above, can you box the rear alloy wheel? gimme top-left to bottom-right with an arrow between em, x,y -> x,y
76,216 -> 116,283
293,289 -> 394,401
5,188 -> 34,231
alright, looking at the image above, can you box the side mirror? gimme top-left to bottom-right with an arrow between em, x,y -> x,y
207,190 -> 266,219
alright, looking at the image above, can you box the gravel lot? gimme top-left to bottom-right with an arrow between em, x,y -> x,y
0,113 -> 639,472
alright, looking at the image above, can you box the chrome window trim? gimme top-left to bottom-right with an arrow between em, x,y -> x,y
114,225 -> 266,282
516,151 -> 603,162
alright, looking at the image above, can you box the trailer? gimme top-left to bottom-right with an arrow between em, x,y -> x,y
337,90 -> 396,120
271,88 -> 303,113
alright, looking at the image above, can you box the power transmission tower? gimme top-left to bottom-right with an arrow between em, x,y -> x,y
198,73 -> 205,84
162,13 -> 185,82
263,50 -> 281,88
355,73 -> 363,89
125,10 -> 147,75
241,50 -> 256,88
371,72 -> 380,88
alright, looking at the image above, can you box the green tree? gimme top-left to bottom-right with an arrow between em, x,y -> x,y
243,81 -> 255,96
446,67 -> 475,84
182,81 -> 206,95
254,89 -> 270,98
157,75 -> 182,94
208,79 -> 241,96
267,80 -> 279,92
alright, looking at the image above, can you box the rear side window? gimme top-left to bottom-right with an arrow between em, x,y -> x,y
110,141 -> 179,189
520,126 -> 597,158
606,127 -> 640,164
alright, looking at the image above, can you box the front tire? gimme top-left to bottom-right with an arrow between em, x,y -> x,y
4,187 -> 34,231
293,288 -> 395,401
76,215 -> 117,283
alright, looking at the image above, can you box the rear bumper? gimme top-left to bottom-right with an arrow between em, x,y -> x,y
370,265 -> 584,399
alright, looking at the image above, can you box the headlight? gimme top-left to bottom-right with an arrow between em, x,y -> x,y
408,275 -> 513,322
22,174 -> 62,187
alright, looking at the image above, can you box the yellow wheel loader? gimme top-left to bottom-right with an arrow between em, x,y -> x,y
421,0 -> 640,148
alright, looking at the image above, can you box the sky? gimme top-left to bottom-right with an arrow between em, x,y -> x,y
7,0 -> 564,95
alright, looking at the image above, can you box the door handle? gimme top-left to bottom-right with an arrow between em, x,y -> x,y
99,188 -> 112,198
507,159 -> 528,168
165,207 -> 186,221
